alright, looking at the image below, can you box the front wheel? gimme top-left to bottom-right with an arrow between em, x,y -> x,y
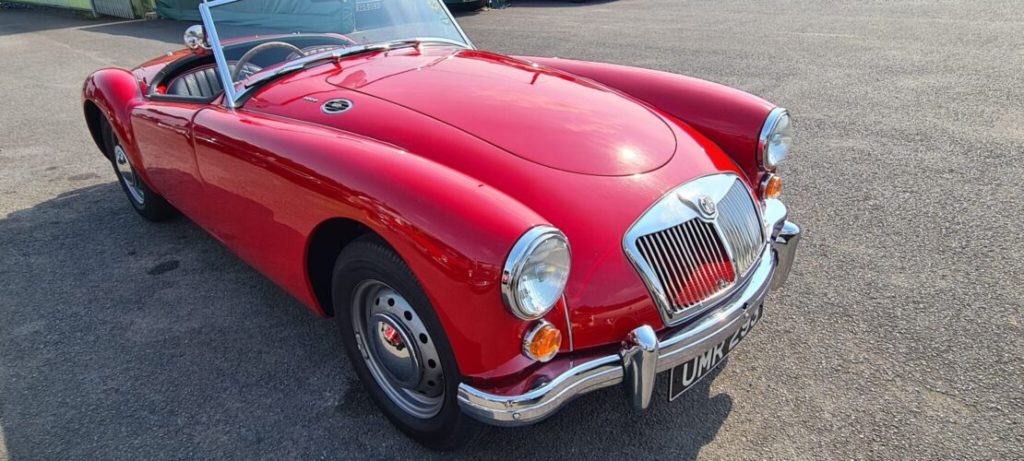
101,118 -> 175,221
332,237 -> 483,450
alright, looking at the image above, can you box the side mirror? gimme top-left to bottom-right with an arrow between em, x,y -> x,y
184,25 -> 210,51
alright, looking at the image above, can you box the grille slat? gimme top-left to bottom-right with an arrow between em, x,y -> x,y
662,232 -> 693,304
638,239 -> 672,305
654,232 -> 686,302
717,181 -> 763,276
687,221 -> 718,300
681,222 -> 712,301
630,178 -> 765,321
667,226 -> 700,305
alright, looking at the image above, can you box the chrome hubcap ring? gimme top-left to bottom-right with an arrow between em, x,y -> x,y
352,280 -> 444,419
114,145 -> 145,205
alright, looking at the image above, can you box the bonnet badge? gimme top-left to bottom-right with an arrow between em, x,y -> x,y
697,195 -> 717,218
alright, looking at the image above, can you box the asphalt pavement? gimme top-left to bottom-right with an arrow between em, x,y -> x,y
1,1 -> 1022,459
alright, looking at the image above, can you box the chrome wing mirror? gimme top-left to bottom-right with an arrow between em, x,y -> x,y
184,25 -> 210,51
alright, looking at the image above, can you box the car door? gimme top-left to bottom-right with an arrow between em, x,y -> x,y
131,99 -> 209,222
189,105 -> 327,304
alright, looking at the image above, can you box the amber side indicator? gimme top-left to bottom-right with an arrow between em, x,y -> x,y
523,321 -> 562,363
762,174 -> 783,199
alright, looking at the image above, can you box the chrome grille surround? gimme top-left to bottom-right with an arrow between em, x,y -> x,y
623,173 -> 767,326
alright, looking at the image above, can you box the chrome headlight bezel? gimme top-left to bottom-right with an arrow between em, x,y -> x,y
758,107 -> 793,170
501,226 -> 571,320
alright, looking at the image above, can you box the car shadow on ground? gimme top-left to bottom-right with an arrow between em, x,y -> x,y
498,0 -> 619,7
0,182 -> 732,459
451,0 -> 617,18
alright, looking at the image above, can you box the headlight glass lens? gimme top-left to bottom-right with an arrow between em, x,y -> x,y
763,111 -> 793,169
503,228 -> 571,319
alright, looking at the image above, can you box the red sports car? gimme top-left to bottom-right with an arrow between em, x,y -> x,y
82,0 -> 801,450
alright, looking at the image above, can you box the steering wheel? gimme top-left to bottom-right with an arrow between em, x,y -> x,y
232,41 -> 305,82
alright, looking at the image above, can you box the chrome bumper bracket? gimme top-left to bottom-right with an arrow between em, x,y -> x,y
620,325 -> 659,411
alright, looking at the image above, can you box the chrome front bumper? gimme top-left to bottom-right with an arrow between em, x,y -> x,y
457,199 -> 801,427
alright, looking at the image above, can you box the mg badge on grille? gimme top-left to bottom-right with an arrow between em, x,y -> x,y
697,195 -> 717,218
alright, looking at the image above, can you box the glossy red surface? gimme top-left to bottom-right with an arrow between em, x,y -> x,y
83,44 -> 773,392
326,50 -> 677,176
522,57 -> 776,184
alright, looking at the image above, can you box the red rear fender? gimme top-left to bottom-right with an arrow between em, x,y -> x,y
82,68 -> 146,164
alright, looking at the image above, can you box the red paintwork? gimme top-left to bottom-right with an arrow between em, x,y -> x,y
521,57 -> 776,184
326,50 -> 677,176
83,43 -> 775,394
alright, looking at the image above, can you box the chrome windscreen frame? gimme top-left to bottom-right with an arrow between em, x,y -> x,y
196,0 -> 474,109
622,173 -> 767,326
198,0 -> 239,108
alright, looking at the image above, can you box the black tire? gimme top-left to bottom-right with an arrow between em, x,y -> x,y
100,118 -> 175,222
332,236 -> 483,451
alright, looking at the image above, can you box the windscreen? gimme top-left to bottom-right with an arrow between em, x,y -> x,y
207,0 -> 466,46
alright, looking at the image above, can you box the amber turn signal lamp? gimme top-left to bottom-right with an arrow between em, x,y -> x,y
761,174 -> 783,199
523,321 -> 562,363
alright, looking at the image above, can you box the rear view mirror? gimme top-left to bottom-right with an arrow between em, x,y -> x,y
184,25 -> 209,52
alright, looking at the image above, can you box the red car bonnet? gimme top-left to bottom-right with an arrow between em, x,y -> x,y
325,49 -> 677,177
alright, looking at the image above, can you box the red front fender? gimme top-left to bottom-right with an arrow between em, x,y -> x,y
189,108 -> 561,381
520,57 -> 776,183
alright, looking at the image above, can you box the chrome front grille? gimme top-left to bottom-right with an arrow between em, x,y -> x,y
623,174 -> 766,325
636,220 -> 735,311
716,180 -> 765,276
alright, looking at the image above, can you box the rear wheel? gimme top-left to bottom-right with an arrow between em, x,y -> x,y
101,118 -> 175,221
332,237 -> 483,451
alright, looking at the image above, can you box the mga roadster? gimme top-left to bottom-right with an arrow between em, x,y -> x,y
82,0 -> 801,450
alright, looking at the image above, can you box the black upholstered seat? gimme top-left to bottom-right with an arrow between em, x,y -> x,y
166,63 -> 261,99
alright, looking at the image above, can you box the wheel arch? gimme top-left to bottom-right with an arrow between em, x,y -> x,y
81,68 -> 145,162
305,217 -> 376,317
83,100 -> 109,160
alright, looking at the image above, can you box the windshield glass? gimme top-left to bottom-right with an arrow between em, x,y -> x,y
201,0 -> 469,107
207,0 -> 467,46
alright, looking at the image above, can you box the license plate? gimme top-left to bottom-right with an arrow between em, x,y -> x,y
668,304 -> 763,401
356,1 -> 382,12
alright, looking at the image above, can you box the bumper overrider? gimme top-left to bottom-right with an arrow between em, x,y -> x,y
457,199 -> 801,426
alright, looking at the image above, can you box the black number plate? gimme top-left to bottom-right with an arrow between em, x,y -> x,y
668,304 -> 763,401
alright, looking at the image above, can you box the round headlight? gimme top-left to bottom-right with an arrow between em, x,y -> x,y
759,108 -> 793,170
501,226 -> 571,320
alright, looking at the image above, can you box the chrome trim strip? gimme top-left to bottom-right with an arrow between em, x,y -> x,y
560,295 -> 574,354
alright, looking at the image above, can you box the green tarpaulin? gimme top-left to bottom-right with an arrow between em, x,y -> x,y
156,0 -> 355,29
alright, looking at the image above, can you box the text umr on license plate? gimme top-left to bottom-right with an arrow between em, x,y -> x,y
668,304 -> 763,401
